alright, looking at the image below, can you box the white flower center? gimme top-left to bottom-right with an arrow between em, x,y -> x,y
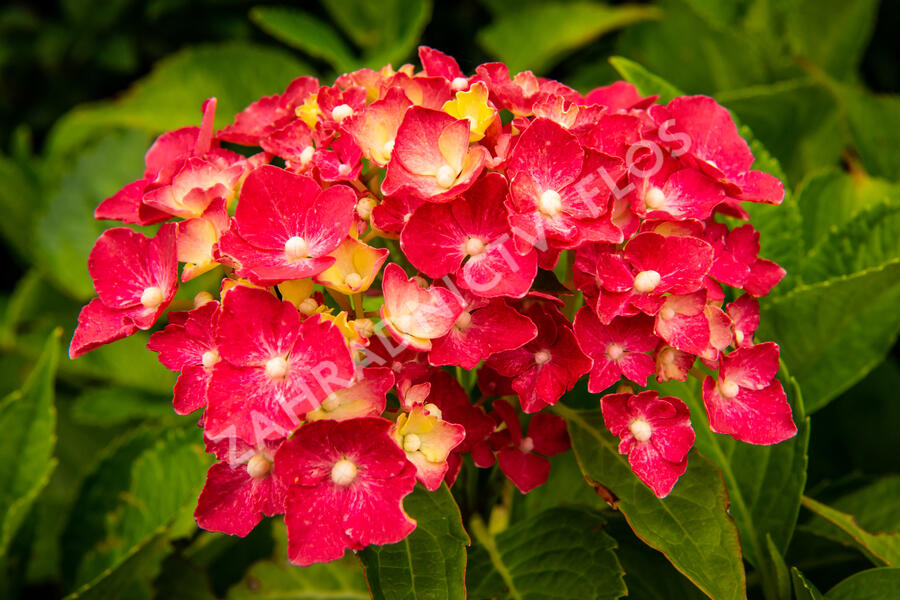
284,236 -> 309,261
265,356 -> 289,380
331,104 -> 354,122
718,378 -> 740,399
321,394 -> 341,412
436,165 -> 456,188
383,139 -> 395,155
645,187 -> 666,209
629,417 -> 652,443
659,347 -> 676,365
464,237 -> 486,256
246,454 -> 271,479
451,77 -> 469,91
454,310 -> 473,331
735,330 -> 745,345
606,343 -> 624,361
299,146 -> 315,165
344,272 -> 362,289
357,196 -> 377,220
402,433 -> 422,453
521,436 -> 535,453
338,163 -> 351,176
538,189 -> 563,216
633,270 -> 661,293
201,349 -> 220,370
331,458 -> 358,486
140,286 -> 164,309
534,349 -> 552,365
660,306 -> 676,320
298,298 -> 318,315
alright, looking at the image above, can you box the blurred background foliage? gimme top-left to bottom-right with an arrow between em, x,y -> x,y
0,0 -> 898,598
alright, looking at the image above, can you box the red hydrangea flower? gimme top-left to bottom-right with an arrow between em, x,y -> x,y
573,308 -> 658,392
726,294 -> 760,348
601,390 -> 695,498
379,263 -> 464,351
701,342 -> 797,445
429,288 -> 538,370
70,223 -> 178,358
485,303 -> 591,413
391,393 -> 465,490
218,76 -> 319,146
704,223 -> 785,297
275,417 -> 417,565
401,173 -> 537,298
147,300 -> 220,415
653,291 -> 711,356
195,436 -> 285,537
205,286 -> 355,445
341,87 -> 412,166
489,398 -> 571,493
381,106 -> 488,201
217,165 -> 357,285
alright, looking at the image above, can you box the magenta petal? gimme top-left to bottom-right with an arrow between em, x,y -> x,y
195,461 -> 283,537
703,377 -> 796,445
627,443 -> 688,498
497,447 -> 551,493
69,298 -> 137,359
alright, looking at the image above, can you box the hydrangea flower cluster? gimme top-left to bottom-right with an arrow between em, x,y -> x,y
70,47 -> 796,564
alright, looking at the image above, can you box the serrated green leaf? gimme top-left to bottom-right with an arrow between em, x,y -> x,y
758,260 -> 900,412
35,129 -> 150,300
556,404 -> 746,600
466,506 -> 626,600
801,482 -> 900,567
800,202 -> 900,285
794,170 -> 900,254
0,329 -> 60,558
824,568 -> 900,600
478,3 -> 660,75
62,425 -> 210,589
47,43 -> 312,156
359,484 -> 468,600
250,7 -> 357,73
791,568 -> 825,600
653,368 -> 809,569
320,0 -> 431,68
64,531 -> 170,600
786,0 -> 880,80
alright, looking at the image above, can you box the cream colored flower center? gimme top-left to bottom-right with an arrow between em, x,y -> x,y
629,418 -> 652,443
534,349 -> 552,365
201,349 -> 220,370
265,356 -> 289,380
284,236 -> 309,261
436,165 -> 456,188
402,433 -> 422,453
645,187 -> 666,209
247,454 -> 271,479
331,458 -> 358,486
331,104 -> 354,122
633,270 -> 661,293
140,286 -> 164,309
538,189 -> 562,216
464,237 -> 486,256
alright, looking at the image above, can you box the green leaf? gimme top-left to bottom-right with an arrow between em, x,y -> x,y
64,531 -> 170,600
608,56 -> 681,103
791,568 -> 825,600
761,534 -> 792,600
359,484 -> 468,600
786,0 -> 880,80
62,425 -> 211,589
605,516 -> 706,600
250,7 -> 357,73
478,3 -> 660,75
0,153 -> 42,261
466,506 -> 626,600
800,202 -> 900,285
654,367 -> 809,568
835,86 -> 900,183
794,170 -> 899,254
70,387 -> 174,427
0,329 -> 60,558
61,330 -> 177,394
801,480 -> 900,567
556,403 -> 746,600
47,43 -> 312,156
824,568 -> 900,600
227,520 -> 368,600
35,129 -> 150,300
758,260 -> 900,412
320,0 -> 431,68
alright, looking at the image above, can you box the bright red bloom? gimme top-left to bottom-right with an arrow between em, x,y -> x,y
474,62 -> 580,116
391,395 -> 465,490
205,286 -> 355,445
601,390 -> 695,498
486,303 -> 591,413
584,81 -> 654,111
341,87 -> 412,166
379,263 -> 464,351
218,76 -> 318,146
654,344 -> 695,383
653,291 -> 710,356
275,417 -> 417,565
305,367 -> 394,422
704,223 -> 785,297
195,436 -> 285,537
217,165 -> 357,285
489,398 -> 570,493
429,289 -> 538,370
702,342 -> 796,445
70,224 -> 178,358
381,106 -> 488,201
401,173 -> 537,298
726,294 -> 760,348
418,46 -> 466,84
573,308 -> 658,392
147,301 -> 220,415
